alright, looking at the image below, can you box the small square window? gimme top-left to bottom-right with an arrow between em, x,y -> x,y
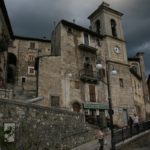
28,55 -> 35,62
22,77 -> 26,83
119,78 -> 124,88
85,57 -> 91,64
67,28 -> 72,34
30,42 -> 35,49
28,66 -> 35,75
51,96 -> 60,107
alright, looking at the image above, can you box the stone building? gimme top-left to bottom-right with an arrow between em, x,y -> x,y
37,2 -> 149,126
146,75 -> 150,119
8,36 -> 51,99
128,53 -> 148,121
0,0 -> 14,89
2,1 -> 147,126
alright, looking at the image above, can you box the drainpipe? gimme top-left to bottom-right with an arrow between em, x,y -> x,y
35,57 -> 39,97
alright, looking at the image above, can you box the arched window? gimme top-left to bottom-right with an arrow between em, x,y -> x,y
131,63 -> 139,74
95,20 -> 101,34
73,102 -> 81,112
7,53 -> 17,84
111,19 -> 117,37
7,53 -> 17,66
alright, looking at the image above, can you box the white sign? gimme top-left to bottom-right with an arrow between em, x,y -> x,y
4,123 -> 15,143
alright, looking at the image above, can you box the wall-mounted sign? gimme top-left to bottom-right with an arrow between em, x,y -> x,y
83,103 -> 109,109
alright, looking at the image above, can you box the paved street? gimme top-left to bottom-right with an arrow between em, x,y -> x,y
133,148 -> 150,150
72,134 -> 111,150
131,143 -> 150,150
72,130 -> 150,150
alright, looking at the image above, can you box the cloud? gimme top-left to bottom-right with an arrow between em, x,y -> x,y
4,0 -> 150,74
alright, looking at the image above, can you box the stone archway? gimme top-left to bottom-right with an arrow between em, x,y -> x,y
72,102 -> 81,113
7,53 -> 17,84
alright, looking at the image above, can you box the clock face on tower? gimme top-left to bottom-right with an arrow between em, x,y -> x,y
114,46 -> 120,54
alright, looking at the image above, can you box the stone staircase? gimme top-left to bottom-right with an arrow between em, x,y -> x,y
6,83 -> 36,101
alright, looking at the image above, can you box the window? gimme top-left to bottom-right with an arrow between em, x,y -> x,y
28,66 -> 35,75
28,55 -> 35,62
89,85 -> 96,102
75,81 -> 80,89
73,102 -> 81,112
131,63 -> 139,75
51,96 -> 60,107
67,27 -> 72,34
84,33 -> 89,45
22,77 -> 26,83
119,78 -> 124,88
85,57 -> 91,64
95,20 -> 101,34
30,42 -> 35,49
111,19 -> 117,37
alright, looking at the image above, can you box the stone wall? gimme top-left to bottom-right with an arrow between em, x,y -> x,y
0,99 -> 95,150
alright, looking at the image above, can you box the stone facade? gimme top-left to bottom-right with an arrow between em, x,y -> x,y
2,1 -> 148,126
0,0 -> 13,89
128,55 -> 146,121
8,36 -> 51,99
37,2 -> 148,126
0,99 -> 95,150
146,75 -> 150,119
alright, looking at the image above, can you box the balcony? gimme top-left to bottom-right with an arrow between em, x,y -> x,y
79,69 -> 101,83
78,44 -> 97,53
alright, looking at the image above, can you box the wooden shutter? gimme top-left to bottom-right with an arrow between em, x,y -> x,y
89,85 -> 96,102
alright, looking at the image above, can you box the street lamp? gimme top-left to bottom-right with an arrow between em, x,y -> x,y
96,60 -> 117,150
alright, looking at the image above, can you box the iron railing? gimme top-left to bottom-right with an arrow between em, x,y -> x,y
79,69 -> 101,83
114,120 -> 150,144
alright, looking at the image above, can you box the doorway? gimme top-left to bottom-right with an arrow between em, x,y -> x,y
7,53 -> 17,84
123,109 -> 128,126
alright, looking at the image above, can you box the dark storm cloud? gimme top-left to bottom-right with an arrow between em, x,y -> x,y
4,0 -> 99,38
4,0 -> 150,74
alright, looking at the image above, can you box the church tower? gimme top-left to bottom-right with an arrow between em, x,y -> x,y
88,2 -> 128,64
88,2 -> 135,125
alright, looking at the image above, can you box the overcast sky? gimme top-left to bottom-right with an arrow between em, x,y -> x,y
4,0 -> 150,75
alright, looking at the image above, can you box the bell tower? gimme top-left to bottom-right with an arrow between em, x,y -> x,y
88,2 -> 128,64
